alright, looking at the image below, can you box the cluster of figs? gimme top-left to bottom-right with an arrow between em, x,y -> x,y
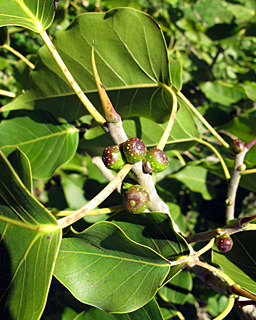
102,138 -> 169,214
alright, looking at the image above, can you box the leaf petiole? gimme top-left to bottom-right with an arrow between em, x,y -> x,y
57,164 -> 132,229
194,138 -> 230,180
177,91 -> 230,149
40,31 -> 106,126
157,83 -> 178,151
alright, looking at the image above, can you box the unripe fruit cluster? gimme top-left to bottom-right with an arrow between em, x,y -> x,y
102,138 -> 169,174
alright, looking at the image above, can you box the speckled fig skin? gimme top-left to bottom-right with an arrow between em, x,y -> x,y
122,138 -> 147,164
123,185 -> 150,214
143,148 -> 169,173
102,145 -> 126,170
231,139 -> 245,153
216,235 -> 233,252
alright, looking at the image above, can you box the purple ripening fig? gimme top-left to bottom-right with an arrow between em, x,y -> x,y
216,234 -> 233,252
123,185 -> 150,214
122,138 -> 147,164
143,148 -> 169,173
102,145 -> 126,170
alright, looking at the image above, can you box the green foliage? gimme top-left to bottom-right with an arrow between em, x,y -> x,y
0,0 -> 256,319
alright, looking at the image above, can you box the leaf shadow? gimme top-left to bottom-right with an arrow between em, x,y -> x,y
0,234 -> 13,319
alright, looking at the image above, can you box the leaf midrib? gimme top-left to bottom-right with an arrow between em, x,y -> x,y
60,249 -> 170,266
15,0 -> 43,32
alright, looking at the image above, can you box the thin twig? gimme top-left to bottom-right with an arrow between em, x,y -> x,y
226,147 -> 248,222
2,44 -> 35,69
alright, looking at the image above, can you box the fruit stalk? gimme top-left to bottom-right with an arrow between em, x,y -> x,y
92,41 -> 121,123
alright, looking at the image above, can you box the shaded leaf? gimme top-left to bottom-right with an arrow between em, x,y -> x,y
0,0 -> 55,33
169,58 -> 183,92
0,110 -> 78,179
0,26 -> 9,46
1,147 -> 32,192
75,298 -> 164,319
54,221 -> 170,313
0,149 -> 62,320
212,231 -> 256,295
236,82 -> 256,101
158,270 -> 193,305
218,116 -> 256,164
198,158 -> 256,192
200,82 -> 244,106
170,165 -> 216,200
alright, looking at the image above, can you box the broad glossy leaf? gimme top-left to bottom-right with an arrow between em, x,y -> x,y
75,299 -> 164,319
212,231 -> 256,295
0,110 -> 78,179
0,0 -> 55,33
200,82 -> 244,106
108,211 -> 190,286
108,211 -> 190,260
170,165 -> 216,200
0,149 -> 62,320
81,98 -> 200,155
54,221 -> 170,313
3,8 -> 171,122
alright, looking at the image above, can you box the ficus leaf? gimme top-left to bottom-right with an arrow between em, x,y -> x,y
0,0 -> 55,33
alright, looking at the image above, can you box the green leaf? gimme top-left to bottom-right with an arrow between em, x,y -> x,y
170,165 -> 216,200
1,147 -> 32,192
192,0 -> 233,28
226,3 -> 255,23
218,116 -> 256,164
212,231 -> 256,295
236,82 -> 256,101
54,221 -> 170,313
169,58 -> 183,92
59,172 -> 88,210
0,149 -> 62,320
200,82 -> 244,106
0,110 -> 78,179
158,270 -> 193,305
0,0 -> 55,33
82,98 -> 200,156
198,158 -> 256,192
108,211 -> 190,260
75,299 -> 164,320
3,8 -> 171,123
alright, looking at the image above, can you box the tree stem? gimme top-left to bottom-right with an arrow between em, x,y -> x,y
226,148 -> 248,222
